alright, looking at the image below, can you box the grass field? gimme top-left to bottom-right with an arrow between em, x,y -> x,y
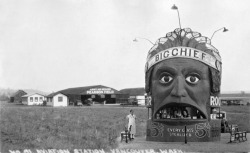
0,102 -> 249,152
0,102 -> 148,152
221,105 -> 250,131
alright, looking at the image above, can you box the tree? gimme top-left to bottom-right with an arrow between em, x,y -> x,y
0,93 -> 9,101
241,91 -> 245,95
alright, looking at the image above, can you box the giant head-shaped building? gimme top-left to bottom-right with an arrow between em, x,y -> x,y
145,28 -> 222,142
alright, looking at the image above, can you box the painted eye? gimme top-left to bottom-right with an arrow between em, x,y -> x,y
186,75 -> 200,84
160,75 -> 173,84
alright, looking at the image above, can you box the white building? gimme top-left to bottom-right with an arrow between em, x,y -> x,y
47,92 -> 68,107
22,93 -> 46,105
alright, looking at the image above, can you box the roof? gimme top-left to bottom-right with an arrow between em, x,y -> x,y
220,97 -> 250,100
11,90 -> 26,97
119,87 -> 145,96
47,92 -> 67,98
53,85 -> 122,96
21,93 -> 46,97
11,89 -> 49,97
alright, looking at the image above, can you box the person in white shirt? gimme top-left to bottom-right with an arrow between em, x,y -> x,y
126,109 -> 136,139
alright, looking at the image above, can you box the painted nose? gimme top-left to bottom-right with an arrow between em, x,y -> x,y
170,76 -> 187,97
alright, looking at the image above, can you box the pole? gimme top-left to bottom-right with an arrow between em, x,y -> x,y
219,107 -> 221,119
135,37 -> 154,45
210,27 -> 224,40
185,125 -> 187,144
148,107 -> 149,119
177,9 -> 181,29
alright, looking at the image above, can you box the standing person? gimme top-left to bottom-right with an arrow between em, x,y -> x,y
126,109 -> 136,139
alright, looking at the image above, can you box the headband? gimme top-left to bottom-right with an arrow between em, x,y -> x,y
145,47 -> 222,72
145,28 -> 222,73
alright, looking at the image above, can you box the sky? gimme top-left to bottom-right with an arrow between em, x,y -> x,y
0,0 -> 250,93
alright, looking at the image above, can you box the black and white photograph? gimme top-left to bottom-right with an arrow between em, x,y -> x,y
0,0 -> 250,152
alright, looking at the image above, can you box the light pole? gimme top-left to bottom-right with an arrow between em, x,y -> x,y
171,4 -> 182,29
210,27 -> 228,40
133,37 -> 154,45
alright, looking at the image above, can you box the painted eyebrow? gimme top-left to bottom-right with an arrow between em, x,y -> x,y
155,66 -> 177,75
182,67 -> 205,75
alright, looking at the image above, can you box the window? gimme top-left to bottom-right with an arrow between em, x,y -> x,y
91,95 -> 95,98
30,97 -> 33,102
101,95 -> 105,98
58,97 -> 63,102
35,97 -> 38,102
111,95 -> 116,98
40,97 -> 43,102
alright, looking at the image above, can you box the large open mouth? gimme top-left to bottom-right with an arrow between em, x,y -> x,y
154,103 -> 207,120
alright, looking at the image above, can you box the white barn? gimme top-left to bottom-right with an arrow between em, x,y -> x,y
119,87 -> 147,105
22,93 -> 46,105
47,92 -> 68,107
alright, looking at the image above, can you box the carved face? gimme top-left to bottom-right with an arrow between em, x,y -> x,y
151,58 -> 210,122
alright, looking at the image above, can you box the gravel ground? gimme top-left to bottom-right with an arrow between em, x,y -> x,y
118,133 -> 250,152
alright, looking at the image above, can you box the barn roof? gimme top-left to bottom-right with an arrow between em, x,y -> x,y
47,92 -> 67,98
119,87 -> 145,96
52,85 -> 122,96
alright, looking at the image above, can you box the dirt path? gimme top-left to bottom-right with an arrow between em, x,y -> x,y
117,133 -> 250,152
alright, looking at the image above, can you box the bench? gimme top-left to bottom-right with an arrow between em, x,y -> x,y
120,126 -> 132,143
229,124 -> 247,143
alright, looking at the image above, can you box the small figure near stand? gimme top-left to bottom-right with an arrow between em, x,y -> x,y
126,109 -> 136,140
